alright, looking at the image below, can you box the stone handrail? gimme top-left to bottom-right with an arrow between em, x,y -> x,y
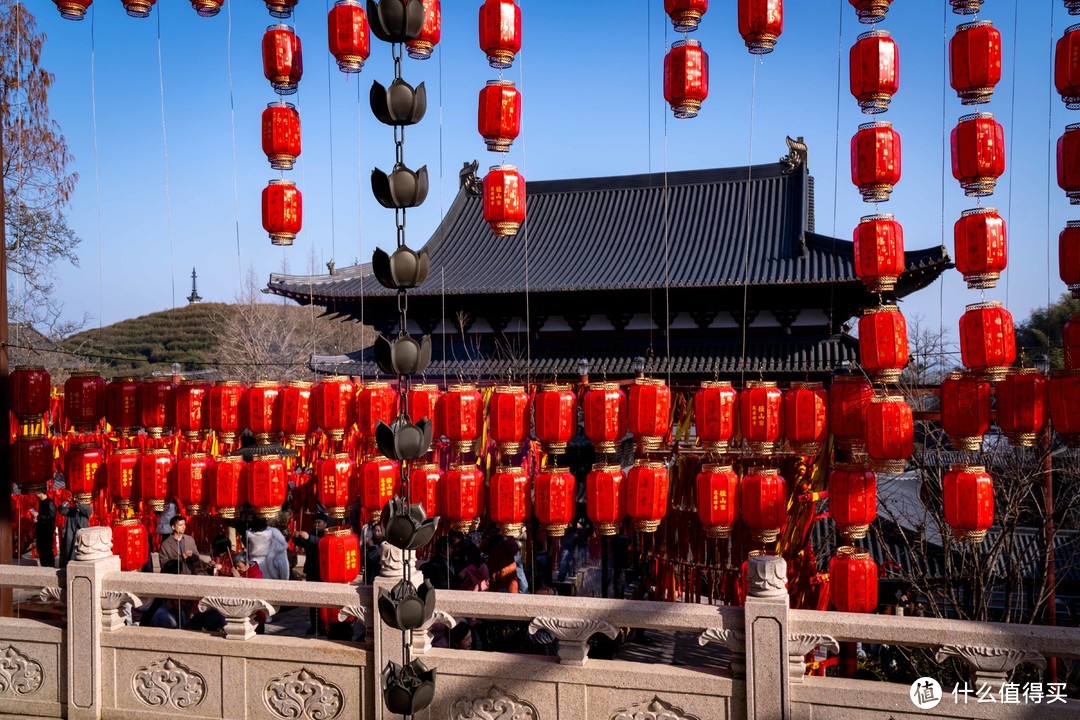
0,565 -> 61,591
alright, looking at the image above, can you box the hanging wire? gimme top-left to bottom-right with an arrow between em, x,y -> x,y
518,2 -> 531,389
738,58 -> 760,387
226,0 -> 243,292
662,0 -> 671,385
827,0 -> 844,338
155,6 -> 177,309
89,6 -> 104,329
325,0 -> 338,262
1047,2 -> 1058,314
939,0 -> 949,351
1003,0 -> 1020,308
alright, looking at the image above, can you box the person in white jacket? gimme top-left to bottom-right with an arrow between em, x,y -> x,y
245,518 -> 290,581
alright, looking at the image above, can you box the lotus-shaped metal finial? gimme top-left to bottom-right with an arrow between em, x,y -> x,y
381,496 -> 439,550
371,163 -> 429,209
367,0 -> 424,43
374,333 -> 432,376
382,659 -> 436,715
370,78 -> 427,126
376,413 -> 433,460
372,245 -> 430,289
378,578 -> 437,630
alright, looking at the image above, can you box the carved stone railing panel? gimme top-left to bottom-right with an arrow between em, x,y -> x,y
611,696 -> 701,720
935,645 -> 1047,691
131,657 -> 206,711
450,685 -> 538,720
101,590 -> 140,631
197,596 -> 275,640
698,627 -> 746,677
264,667 -> 344,720
787,634 -> 838,683
0,644 -> 45,698
527,617 -> 618,666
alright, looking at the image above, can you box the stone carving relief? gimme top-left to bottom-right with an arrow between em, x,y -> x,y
0,645 -> 43,697
101,591 -> 141,630
132,657 -> 206,710
264,668 -> 344,720
450,685 -> 538,720
788,634 -> 839,682
747,555 -> 787,598
36,586 -> 63,605
527,617 -> 618,666
198,596 -> 276,640
611,696 -> 700,720
74,526 -> 113,561
380,543 -> 424,586
935,645 -> 1046,682
697,627 -> 746,676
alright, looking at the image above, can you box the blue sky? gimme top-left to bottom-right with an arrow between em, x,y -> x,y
28,0 -> 1075,343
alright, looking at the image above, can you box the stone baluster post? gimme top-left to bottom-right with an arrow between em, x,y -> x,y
744,554 -> 790,720
65,526 -> 119,720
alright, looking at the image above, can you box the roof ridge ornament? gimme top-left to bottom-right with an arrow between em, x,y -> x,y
780,135 -> 808,173
460,160 -> 482,195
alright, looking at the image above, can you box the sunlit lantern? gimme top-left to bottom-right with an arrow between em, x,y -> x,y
695,464 -> 739,539
138,379 -> 174,439
105,377 -> 139,436
408,463 -> 442,518
122,0 -> 155,18
784,381 -> 828,456
665,0 -> 708,32
174,381 -> 209,442
959,301 -> 1015,382
483,164 -> 526,236
1056,24 -> 1080,109
478,0 -> 522,69
261,102 -> 301,171
319,453 -> 355,520
406,0 -> 441,59
281,380 -> 314,445
943,463 -> 994,543
489,466 -> 529,536
851,121 -> 901,203
245,454 -> 287,519
849,30 -> 898,115
191,0 -> 222,18
848,0 -> 892,24
443,384 -> 482,453
694,380 -> 736,454
739,381 -> 783,455
53,0 -> 92,21
319,527 -> 360,584
112,520 -> 148,572
829,464 -> 877,540
176,453 -> 211,515
327,0 -> 370,73
951,112 -> 1005,198
489,386 -> 529,454
853,214 -> 905,293
865,393 -> 913,474
1068,313 -> 1080,371
138,449 -> 175,513
263,25 -> 303,95
1058,123 -> 1080,205
534,384 -> 576,454
628,378 -> 672,452
587,463 -> 626,536
265,0 -> 298,18
741,467 -> 786,544
406,383 -> 441,440
996,368 -> 1048,447
950,0 -> 983,15
664,39 -> 709,119
442,463 -> 483,532
359,455 -> 399,522
247,381 -> 283,445
211,455 -> 244,519
584,382 -> 627,454
1050,370 -> 1080,447
11,366 -> 50,424
858,305 -> 909,384
1061,221 -> 1080,299
65,371 -> 105,431
262,179 -> 303,246
940,371 -> 991,451
535,467 -> 577,537
737,0 -> 784,55
954,207 -> 1007,289
828,372 -> 873,451
107,448 -> 139,509
14,435 -> 52,494
208,380 -> 245,444
830,547 -> 878,613
950,20 -> 1002,105
315,376 -> 355,442
626,460 -> 668,534
478,80 -> 521,153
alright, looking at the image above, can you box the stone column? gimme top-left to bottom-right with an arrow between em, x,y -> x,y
65,526 -> 119,720
744,554 -> 790,720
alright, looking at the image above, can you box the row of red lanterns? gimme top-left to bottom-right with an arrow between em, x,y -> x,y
1058,18 -> 1080,434
261,21 -> 303,247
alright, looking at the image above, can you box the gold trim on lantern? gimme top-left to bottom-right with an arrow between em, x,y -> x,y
701,440 -> 730,454
954,528 -> 988,543
593,441 -> 618,454
747,442 -> 776,456
793,442 -> 822,456
594,523 -> 619,537
632,520 -> 661,534
490,221 -> 521,236
950,0 -> 983,14
949,462 -> 986,473
745,33 -> 779,54
852,0 -> 891,22
636,436 -> 664,452
327,526 -> 352,537
745,380 -> 778,388
705,525 -> 733,539
670,9 -> 702,32
497,442 -> 523,455
336,55 -> 366,73
114,517 -> 140,527
55,1 -> 89,19
790,381 -> 823,390
255,433 -> 276,446
748,466 -> 779,476
540,383 -> 571,392
963,272 -> 1001,289
288,434 -> 307,446
192,0 -> 223,17
218,507 -> 237,519
328,506 -> 346,520
833,461 -> 871,473
751,528 -> 780,544
873,459 -> 907,474
871,369 -> 903,384
487,49 -> 516,69
216,432 -> 237,444
542,441 -> 568,454
701,463 -> 734,474
965,300 -> 1004,312
700,380 -> 732,389
949,435 -> 984,451
455,440 -> 477,454
1006,432 -> 1038,447
498,523 -> 524,538
862,304 -> 898,316
452,520 -> 475,533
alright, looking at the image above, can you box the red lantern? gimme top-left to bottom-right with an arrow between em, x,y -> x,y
489,386 -> 529,454
359,455 -> 398,522
586,463 -> 626,536
318,453 -> 355,519
328,0 -> 370,73
740,467 -> 786,544
848,0 -> 892,24
959,301 -> 1015,381
996,368 -> 1048,447
263,179 -> 303,246
138,449 -> 175,513
1058,124 -> 1080,205
1061,221 -> 1080,298
1050,370 -> 1080,447
122,0 -> 155,18
406,0 -> 441,59
54,0 -> 92,21
628,378 -> 672,452
261,102 -> 301,171
246,454 -> 287,519
853,214 -> 905,293
247,381 -> 282,445
694,381 -> 737,454
739,381 -> 783,455
107,448 -> 140,509
625,460 -> 669,534
534,384 -> 576,454
737,0 -> 783,55
65,371 -> 105,431
851,121 -> 902,203
951,112 -> 1005,197
478,0 -> 522,69
664,39 -> 709,119
176,453 -> 211,515
858,305 -> 909,384
408,463 -> 442,518
15,435 -> 53,493
940,371 -> 991,451
281,380 -> 313,445
849,30 -> 899,115
443,384 -> 482,453
265,0 -> 297,18
356,382 -> 399,445
943,463 -> 994,543
315,376 -> 355,442
784,381 -> 828,456
443,463 -> 483,532
263,24 -> 303,95
208,381 -> 245,444
174,381 -> 209,442
665,0 -> 707,32
865,393 -> 913,474
483,164 -> 526,237
1067,313 -> 1080,371
950,20 -> 1002,105
583,383 -> 626,454
11,366 -> 50,422
138,379 -> 174,439
478,80 -> 521,153
830,547 -> 878,613
319,528 -> 360,584
695,464 -> 739,539
407,383 -> 441,439
105,377 -> 140,436
829,464 -> 877,540
829,372 -> 873,451
211,455 -> 244,518
954,207 -> 1007,289
489,466 -> 529,536
112,520 -> 148,572
535,467 -> 577,537
1056,23 -> 1080,109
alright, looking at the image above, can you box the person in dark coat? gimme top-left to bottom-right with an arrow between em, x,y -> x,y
294,512 -> 328,635
30,492 -> 56,568
59,499 -> 91,568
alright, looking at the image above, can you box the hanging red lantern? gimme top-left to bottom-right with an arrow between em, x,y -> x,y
849,30 -> 899,115
247,381 -> 282,445
1056,23 -> 1080,109
138,379 -> 174,439
940,371 -> 991,451
1058,124 -> 1080,204
535,467 -> 577,537
262,179 -> 303,246
741,467 -> 787,544
1062,221 -> 1080,299
54,0 -> 92,21
1050,370 -> 1080,447
407,383 -> 441,439
951,112 -> 1005,197
663,39 -> 709,119
489,466 -> 529,536
107,448 -> 140,509
65,371 -> 105,431
122,0 -> 155,18
584,383 -> 627,454
176,453 -> 211,515
406,0 -> 441,59
319,528 -> 360,584
208,380 -> 245,444
281,380 -> 314,445
478,0 -> 522,69
628,378 -> 672,452
848,0 -> 892,24
950,20 -> 1002,105
261,102 -> 301,171
959,301 -> 1015,381
943,463 -> 994,543
211,455 -> 245,518
829,372 -> 873,451
263,25 -> 303,95
359,455 -> 399,522
586,463 -> 626,537
489,386 -> 529,454
665,0 -> 707,32
443,464 -> 483,532
246,454 -> 287,519
853,214 -> 905,293
865,393 -> 913,474
851,121 -> 902,203
443,384 -> 483,453
996,368 -> 1048,447
318,453 -> 355,520
11,366 -> 50,423
829,464 -> 877,540
265,0 -> 297,18
105,377 -> 140,436
695,464 -> 739,539
739,381 -> 783,455
694,380 -> 737,454
954,207 -> 1007,289
478,80 -> 521,153
408,463 -> 442,518
737,0 -> 783,55
138,449 -> 175,512
784,381 -> 828,456
111,520 -> 148,572
483,165 -> 526,237
1066,313 -> 1080,372
15,435 -> 53,494
315,376 -> 355,442
328,0 -> 370,73
626,460 -> 668,534
534,384 -> 576,454
830,547 -> 878,613
858,305 -> 909,384
356,382 -> 399,445
174,381 -> 209,442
